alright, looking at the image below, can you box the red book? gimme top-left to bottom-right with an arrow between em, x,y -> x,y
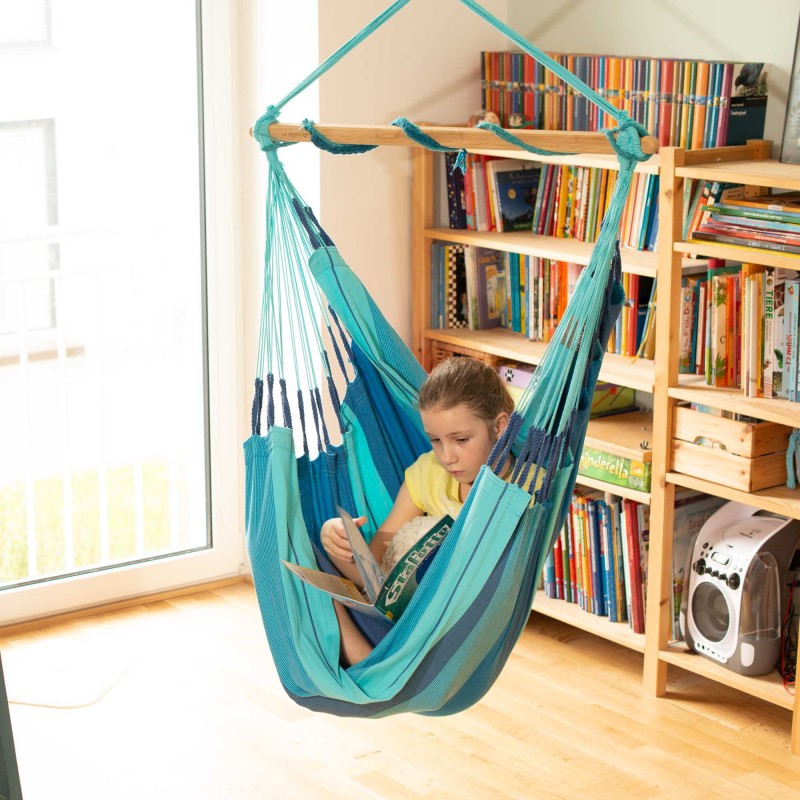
657,60 -> 675,147
624,499 -> 645,633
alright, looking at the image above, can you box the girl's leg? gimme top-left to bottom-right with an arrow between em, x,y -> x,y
333,601 -> 374,666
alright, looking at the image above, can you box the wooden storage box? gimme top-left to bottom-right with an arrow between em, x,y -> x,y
429,339 -> 503,368
671,406 -> 791,492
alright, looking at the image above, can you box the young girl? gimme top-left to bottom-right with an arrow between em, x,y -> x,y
320,356 -> 516,666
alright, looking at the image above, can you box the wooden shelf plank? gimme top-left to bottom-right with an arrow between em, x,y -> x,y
576,474 -> 651,504
665,472 -> 800,521
676,158 -> 800,192
424,327 -> 656,392
426,228 -> 659,277
675,240 -> 800,271
427,229 -> 706,280
532,594 -> 646,652
659,643 -> 795,710
668,383 -> 800,428
466,149 -> 660,175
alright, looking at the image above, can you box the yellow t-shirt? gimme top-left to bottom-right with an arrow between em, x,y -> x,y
404,451 -> 464,518
404,450 -> 544,518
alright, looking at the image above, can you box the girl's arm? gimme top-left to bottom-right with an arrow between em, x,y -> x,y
320,483 -> 423,587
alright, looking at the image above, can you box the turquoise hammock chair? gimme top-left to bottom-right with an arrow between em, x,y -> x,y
245,0 -> 654,717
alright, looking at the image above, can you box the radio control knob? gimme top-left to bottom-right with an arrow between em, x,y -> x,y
694,558 -> 706,574
719,574 -> 727,582
727,574 -> 740,590
712,570 -> 719,578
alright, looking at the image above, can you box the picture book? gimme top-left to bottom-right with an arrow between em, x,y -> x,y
773,269 -> 800,398
475,246 -> 507,329
282,509 -> 453,623
487,159 -> 541,232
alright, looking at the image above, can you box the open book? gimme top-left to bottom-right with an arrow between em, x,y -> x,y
282,508 -> 453,622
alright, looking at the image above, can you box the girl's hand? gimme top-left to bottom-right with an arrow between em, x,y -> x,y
320,515 -> 367,562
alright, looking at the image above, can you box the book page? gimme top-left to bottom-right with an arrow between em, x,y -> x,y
280,561 -> 388,620
338,507 -> 386,603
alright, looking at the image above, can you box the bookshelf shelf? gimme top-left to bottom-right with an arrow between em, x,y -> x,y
467,148 -> 660,175
659,644 -> 795,711
426,227 -> 660,277
675,157 -> 800,192
424,327 -> 655,391
675,240 -> 800,271
532,595 -> 646,653
665,472 -> 800,522
668,383 -> 800,428
575,474 -> 650,505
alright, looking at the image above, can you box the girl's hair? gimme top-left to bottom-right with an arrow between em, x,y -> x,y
418,356 -> 515,423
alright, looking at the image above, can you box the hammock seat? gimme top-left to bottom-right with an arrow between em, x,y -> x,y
245,0 -> 654,717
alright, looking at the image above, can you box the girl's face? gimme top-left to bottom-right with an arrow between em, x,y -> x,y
420,402 -> 509,487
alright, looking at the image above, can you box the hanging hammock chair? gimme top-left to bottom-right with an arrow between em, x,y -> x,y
245,0 -> 656,717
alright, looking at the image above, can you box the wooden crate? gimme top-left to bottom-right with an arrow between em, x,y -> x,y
671,406 -> 791,491
429,339 -> 504,368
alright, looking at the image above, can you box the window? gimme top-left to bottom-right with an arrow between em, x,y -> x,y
0,0 -> 243,622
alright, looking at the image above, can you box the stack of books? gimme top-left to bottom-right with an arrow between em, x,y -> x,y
480,51 -> 769,148
689,192 -> 800,257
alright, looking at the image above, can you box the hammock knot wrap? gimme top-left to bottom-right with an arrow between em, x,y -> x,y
300,120 -> 379,155
391,117 -> 468,173
603,113 -> 652,167
252,106 -> 296,154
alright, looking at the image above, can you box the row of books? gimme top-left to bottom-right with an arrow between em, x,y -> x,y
542,489 -> 649,633
445,153 -> 659,252
541,487 -> 726,640
480,50 -> 769,149
679,264 -> 800,400
430,242 -> 657,358
532,164 -> 659,252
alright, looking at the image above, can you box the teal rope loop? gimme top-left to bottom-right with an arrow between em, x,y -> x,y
475,121 -> 569,157
252,105 -> 297,154
390,117 -> 468,172
602,114 -> 652,167
301,120 -> 378,155
787,430 -> 800,490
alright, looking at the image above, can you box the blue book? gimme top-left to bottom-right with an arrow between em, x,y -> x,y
598,500 -> 617,622
586,499 -> 606,617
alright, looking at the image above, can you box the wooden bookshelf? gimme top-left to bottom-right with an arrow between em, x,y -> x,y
413,139 -> 800,754
644,140 -> 800,755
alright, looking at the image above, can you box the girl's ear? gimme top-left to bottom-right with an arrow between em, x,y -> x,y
494,411 -> 510,438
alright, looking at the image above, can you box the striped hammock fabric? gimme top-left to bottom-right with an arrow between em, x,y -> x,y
245,0 -> 652,716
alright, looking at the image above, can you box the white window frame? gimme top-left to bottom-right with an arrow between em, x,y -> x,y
0,0 -> 246,625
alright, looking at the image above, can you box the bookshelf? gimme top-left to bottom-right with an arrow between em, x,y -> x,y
411,144 -> 664,665
644,140 -> 800,755
411,139 -> 800,753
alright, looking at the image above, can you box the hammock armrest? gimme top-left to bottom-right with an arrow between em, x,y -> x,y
256,122 -> 660,157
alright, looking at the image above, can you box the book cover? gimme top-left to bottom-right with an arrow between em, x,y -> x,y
786,279 -> 800,401
283,509 -> 454,623
692,230 -> 800,255
474,247 -> 507,329
724,63 -> 769,146
772,268 -> 800,397
445,245 -> 469,329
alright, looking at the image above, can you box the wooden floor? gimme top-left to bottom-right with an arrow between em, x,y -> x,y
2,581 -> 800,799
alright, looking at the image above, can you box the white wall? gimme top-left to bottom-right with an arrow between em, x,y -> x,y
508,0 -> 800,153
317,0 -> 510,343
